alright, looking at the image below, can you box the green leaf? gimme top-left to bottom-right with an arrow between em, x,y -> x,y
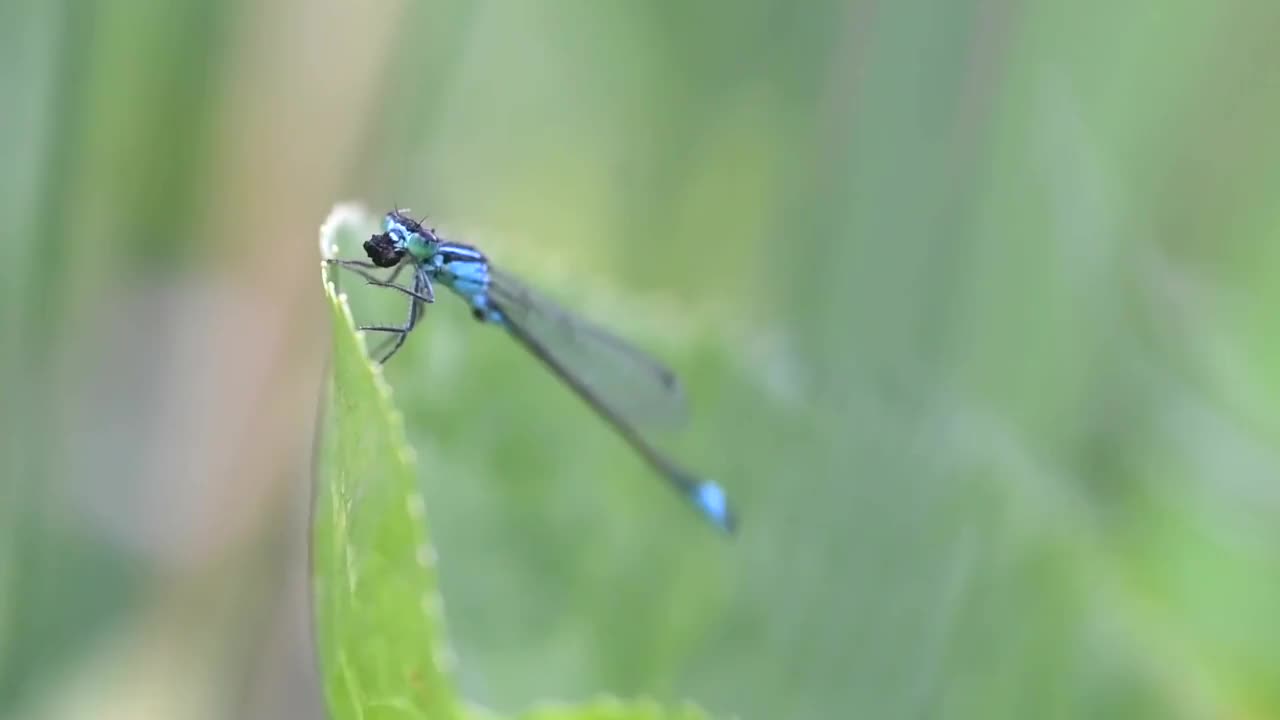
313,205 -> 461,720
312,205 -> 720,720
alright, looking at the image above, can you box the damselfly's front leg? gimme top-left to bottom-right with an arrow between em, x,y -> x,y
364,276 -> 434,304
361,272 -> 435,363
330,258 -> 411,289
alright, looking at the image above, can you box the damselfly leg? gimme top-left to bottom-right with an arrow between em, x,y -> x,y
329,258 -> 409,287
331,259 -> 435,363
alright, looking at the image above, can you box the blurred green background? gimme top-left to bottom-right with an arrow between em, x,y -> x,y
3,0 -> 1279,718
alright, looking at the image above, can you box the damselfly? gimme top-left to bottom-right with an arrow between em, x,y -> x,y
329,210 -> 736,532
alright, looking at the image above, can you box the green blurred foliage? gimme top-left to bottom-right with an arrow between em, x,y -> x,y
3,0 -> 1279,718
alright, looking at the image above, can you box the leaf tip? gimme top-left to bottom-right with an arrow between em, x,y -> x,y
318,202 -> 370,259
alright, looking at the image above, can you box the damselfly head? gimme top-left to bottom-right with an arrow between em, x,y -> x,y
381,209 -> 442,263
364,232 -> 405,268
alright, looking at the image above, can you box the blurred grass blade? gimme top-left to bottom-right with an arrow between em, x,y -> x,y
313,205 -> 720,720
312,205 -> 460,719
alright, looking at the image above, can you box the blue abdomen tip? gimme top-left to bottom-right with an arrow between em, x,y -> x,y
693,482 -> 736,533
